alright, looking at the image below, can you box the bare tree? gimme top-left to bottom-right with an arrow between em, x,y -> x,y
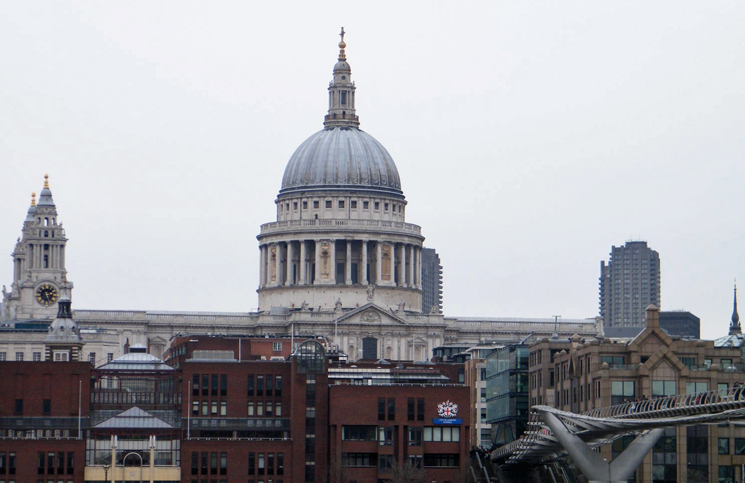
390,461 -> 427,483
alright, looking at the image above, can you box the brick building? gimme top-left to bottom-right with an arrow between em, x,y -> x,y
0,332 -> 470,483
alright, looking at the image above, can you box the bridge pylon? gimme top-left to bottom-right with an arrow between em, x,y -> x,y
539,410 -> 663,483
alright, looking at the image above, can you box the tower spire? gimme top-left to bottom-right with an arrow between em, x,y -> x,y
323,28 -> 360,129
731,280 -> 741,335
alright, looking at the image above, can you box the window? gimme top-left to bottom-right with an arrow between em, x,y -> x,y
14,352 -> 23,361
423,426 -> 460,442
680,357 -> 696,369
384,203 -> 389,211
247,375 -> 255,396
313,200 -> 319,209
248,452 -> 256,475
220,401 -> 227,416
275,376 -> 282,397
600,356 -> 624,367
302,201 -> 308,209
107,353 -> 114,362
387,398 -> 395,420
721,359 -> 733,369
378,455 -> 394,472
351,200 -> 357,209
338,200 -> 345,209
220,374 -> 227,396
423,454 -> 459,467
220,452 -> 227,475
277,453 -> 284,475
611,381 -> 635,405
325,200 -> 332,209
248,402 -> 255,416
275,402 -> 282,416
258,454 -> 265,475
363,201 -> 369,210
0,352 -> 5,361
293,201 -> 298,211
408,427 -> 422,446
257,376 -> 264,396
719,438 -> 730,454
53,352 -> 68,362
342,426 -> 377,441
407,398 -> 415,420
342,453 -> 376,467
378,398 -> 385,420
87,353 -> 95,365
686,382 -> 708,395
652,380 -> 676,397
379,426 -> 394,446
211,374 -> 218,396
735,438 -> 745,455
272,342 -> 282,352
43,399 -> 51,415
417,398 -> 424,421
14,400 -> 22,415
374,201 -> 380,211
266,375 -> 273,397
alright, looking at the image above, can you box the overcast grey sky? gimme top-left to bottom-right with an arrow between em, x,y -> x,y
1,2 -> 743,340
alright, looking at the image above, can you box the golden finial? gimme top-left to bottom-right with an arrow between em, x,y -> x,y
44,173 -> 49,189
338,27 -> 347,61
31,192 -> 36,207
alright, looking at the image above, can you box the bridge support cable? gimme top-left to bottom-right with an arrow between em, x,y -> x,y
540,410 -> 663,483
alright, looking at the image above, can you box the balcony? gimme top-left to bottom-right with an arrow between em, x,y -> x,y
259,218 -> 422,236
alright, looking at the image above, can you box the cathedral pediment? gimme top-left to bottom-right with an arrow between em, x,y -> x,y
334,303 -> 408,327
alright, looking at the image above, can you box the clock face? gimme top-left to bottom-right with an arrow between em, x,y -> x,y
36,284 -> 59,307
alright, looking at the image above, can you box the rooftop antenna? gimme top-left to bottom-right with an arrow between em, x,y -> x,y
552,315 -> 561,339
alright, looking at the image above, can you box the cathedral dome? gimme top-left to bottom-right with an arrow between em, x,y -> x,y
280,127 -> 402,196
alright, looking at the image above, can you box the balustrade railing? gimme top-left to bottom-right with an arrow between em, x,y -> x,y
260,218 -> 422,234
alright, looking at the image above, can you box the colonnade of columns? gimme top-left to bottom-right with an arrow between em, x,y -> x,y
24,243 -> 65,271
338,333 -> 439,361
259,239 -> 422,290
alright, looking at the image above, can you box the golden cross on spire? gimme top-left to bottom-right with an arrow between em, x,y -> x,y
338,27 -> 347,61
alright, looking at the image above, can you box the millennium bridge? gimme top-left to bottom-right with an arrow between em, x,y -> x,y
485,385 -> 745,483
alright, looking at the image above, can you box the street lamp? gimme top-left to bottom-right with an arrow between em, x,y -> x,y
103,464 -> 109,482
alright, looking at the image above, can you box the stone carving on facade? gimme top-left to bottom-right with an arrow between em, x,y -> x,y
320,241 -> 331,278
361,310 -> 381,323
301,300 -> 310,311
335,299 -> 343,311
270,245 -> 277,282
366,284 -> 375,301
381,244 -> 392,281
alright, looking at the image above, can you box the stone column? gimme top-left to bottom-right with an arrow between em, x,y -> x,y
361,240 -> 368,285
375,242 -> 382,285
299,241 -> 307,285
414,247 -> 422,290
259,245 -> 266,287
345,240 -> 352,285
407,245 -> 414,289
330,240 -> 337,284
400,244 -> 407,287
285,241 -> 293,285
314,240 -> 321,285
275,243 -> 282,286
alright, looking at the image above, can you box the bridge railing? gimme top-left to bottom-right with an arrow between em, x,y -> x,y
584,385 -> 745,419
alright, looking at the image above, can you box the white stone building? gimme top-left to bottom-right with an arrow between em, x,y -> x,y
0,33 -> 601,365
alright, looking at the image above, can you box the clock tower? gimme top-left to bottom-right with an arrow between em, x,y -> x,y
2,174 -> 73,321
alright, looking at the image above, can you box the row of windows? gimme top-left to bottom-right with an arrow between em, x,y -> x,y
247,375 -> 283,397
0,352 -> 114,364
0,429 -> 73,439
0,453 -> 15,475
11,398 -> 53,415
192,374 -> 228,397
190,452 -> 227,476
36,452 -> 74,475
341,425 -> 460,443
280,199 -> 403,214
247,452 -> 284,476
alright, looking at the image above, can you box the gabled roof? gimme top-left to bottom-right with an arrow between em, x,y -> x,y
94,407 -> 173,429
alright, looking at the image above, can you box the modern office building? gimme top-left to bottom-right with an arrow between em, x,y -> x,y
421,248 -> 443,314
485,344 -> 529,448
599,241 -> 661,330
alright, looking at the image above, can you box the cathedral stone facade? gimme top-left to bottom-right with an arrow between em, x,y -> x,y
0,34 -> 600,365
